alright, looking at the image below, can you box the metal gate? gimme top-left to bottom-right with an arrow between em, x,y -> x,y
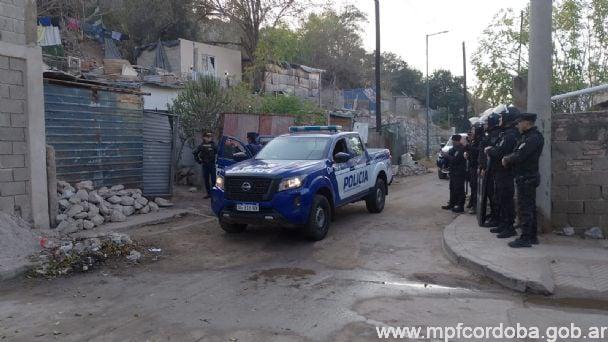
143,110 -> 175,197
44,81 -> 144,189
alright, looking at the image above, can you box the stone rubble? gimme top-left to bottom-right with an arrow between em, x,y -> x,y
54,180 -> 171,234
394,153 -> 430,177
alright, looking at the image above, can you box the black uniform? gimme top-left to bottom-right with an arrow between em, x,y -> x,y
504,126 -> 544,243
445,144 -> 467,209
193,141 -> 218,196
465,139 -> 480,209
487,126 -> 520,232
479,128 -> 501,223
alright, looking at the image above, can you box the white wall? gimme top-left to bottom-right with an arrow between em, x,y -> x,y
141,85 -> 181,111
179,39 -> 242,84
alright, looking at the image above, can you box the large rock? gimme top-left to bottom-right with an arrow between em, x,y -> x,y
83,220 -> 95,230
57,180 -> 71,190
75,189 -> 89,201
56,214 -> 68,222
57,220 -> 79,234
98,187 -> 111,198
139,205 -> 150,214
66,204 -> 84,217
91,215 -> 104,226
68,196 -> 81,205
98,202 -> 112,215
154,197 -> 173,207
75,180 -> 94,191
58,199 -> 70,210
134,202 -> 143,210
135,196 -> 148,206
74,211 -> 89,220
110,210 -> 127,222
110,184 -> 125,191
126,188 -> 142,196
117,190 -> 129,196
120,196 -> 135,206
88,191 -> 103,204
148,202 -> 159,212
75,219 -> 84,230
107,195 -> 122,204
87,205 -> 100,218
122,206 -> 135,216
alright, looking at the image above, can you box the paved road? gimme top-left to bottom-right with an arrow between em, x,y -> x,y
1,173 -> 607,341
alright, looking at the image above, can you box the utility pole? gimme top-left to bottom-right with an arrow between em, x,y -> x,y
462,41 -> 468,125
527,0 -> 552,232
374,0 -> 382,133
425,30 -> 449,157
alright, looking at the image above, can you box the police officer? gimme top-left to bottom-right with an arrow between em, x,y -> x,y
193,131 -> 218,199
465,122 -> 483,215
478,113 -> 501,226
485,106 -> 520,238
502,113 -> 544,248
441,134 -> 467,213
245,132 -> 262,155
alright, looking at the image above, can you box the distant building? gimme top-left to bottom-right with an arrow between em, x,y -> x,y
263,62 -> 324,101
136,38 -> 242,86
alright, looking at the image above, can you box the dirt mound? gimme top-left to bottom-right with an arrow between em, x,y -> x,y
0,212 -> 41,276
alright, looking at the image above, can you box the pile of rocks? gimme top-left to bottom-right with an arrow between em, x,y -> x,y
395,153 -> 430,177
55,180 -> 173,234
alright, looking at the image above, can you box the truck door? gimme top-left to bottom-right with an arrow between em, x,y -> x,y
216,136 -> 253,173
345,134 -> 373,195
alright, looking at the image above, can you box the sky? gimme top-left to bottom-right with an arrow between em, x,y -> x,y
332,0 -> 529,85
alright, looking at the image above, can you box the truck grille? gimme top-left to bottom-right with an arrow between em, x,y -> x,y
225,177 -> 275,202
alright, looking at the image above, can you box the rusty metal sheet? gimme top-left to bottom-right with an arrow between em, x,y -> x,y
44,82 -> 144,189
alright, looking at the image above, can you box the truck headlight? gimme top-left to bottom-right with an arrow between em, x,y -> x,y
278,176 -> 303,192
215,176 -> 224,190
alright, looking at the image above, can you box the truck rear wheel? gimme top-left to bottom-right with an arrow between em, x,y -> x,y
366,178 -> 386,213
304,195 -> 331,241
220,220 -> 247,234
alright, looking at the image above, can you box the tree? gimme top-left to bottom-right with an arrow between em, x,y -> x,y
298,6 -> 368,89
472,0 -> 608,106
363,52 -> 425,98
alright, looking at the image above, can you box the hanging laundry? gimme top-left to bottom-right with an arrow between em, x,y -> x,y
37,26 -> 45,45
39,26 -> 61,46
111,31 -> 121,41
50,17 -> 61,27
67,18 -> 80,30
37,17 -> 52,26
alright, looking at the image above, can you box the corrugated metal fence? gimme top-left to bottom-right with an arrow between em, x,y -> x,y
44,81 -> 144,189
143,110 -> 175,196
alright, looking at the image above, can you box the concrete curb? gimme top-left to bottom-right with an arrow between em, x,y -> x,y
442,216 -> 554,295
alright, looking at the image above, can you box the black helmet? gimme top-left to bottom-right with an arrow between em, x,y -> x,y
473,122 -> 484,138
501,106 -> 520,126
487,113 -> 500,130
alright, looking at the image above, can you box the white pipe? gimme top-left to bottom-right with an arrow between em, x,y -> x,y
551,84 -> 608,101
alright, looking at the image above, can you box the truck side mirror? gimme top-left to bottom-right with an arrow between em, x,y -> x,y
334,152 -> 351,164
233,152 -> 249,162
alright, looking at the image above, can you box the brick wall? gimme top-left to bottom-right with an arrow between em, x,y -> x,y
0,54 -> 30,220
0,0 -> 26,45
552,112 -> 608,233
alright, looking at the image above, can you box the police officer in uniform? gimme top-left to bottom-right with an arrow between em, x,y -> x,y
478,113 -> 501,226
193,132 -> 218,199
502,113 -> 544,247
485,106 -> 520,238
441,134 -> 467,213
465,122 -> 483,215
245,132 -> 263,155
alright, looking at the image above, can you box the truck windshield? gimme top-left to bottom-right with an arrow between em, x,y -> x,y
255,136 -> 330,160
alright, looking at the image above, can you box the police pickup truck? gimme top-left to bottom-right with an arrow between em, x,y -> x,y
211,125 -> 393,241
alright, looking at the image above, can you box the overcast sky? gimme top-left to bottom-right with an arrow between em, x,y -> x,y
332,0 -> 529,85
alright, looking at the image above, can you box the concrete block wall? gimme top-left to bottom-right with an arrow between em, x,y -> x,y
0,0 -> 49,228
552,112 -> 608,233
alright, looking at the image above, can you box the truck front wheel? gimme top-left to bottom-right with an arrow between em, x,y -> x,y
366,178 -> 386,213
220,220 -> 247,234
304,195 -> 331,241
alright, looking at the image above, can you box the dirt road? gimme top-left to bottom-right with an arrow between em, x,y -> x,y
1,173 -> 606,341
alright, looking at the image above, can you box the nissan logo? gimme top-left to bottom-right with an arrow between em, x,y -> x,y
241,182 -> 252,192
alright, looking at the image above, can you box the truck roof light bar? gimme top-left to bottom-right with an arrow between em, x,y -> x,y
288,125 -> 343,133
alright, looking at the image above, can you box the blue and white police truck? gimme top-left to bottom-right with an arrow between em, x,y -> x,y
211,126 -> 393,240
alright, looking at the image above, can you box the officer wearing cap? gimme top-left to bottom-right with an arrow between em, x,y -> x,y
246,132 -> 262,155
502,113 -> 544,248
478,112 -> 501,226
485,106 -> 520,238
441,134 -> 467,213
193,131 -> 218,199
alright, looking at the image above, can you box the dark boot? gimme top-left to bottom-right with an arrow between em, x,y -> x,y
452,206 -> 464,213
483,219 -> 499,228
468,207 -> 476,215
529,236 -> 539,245
497,228 -> 517,239
441,204 -> 454,210
490,224 -> 505,233
508,237 -> 532,248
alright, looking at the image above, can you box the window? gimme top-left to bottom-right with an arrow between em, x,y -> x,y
221,138 -> 246,159
347,136 -> 364,157
332,138 -> 348,160
255,136 -> 330,160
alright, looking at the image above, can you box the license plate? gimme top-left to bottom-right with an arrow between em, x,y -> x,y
236,203 -> 259,212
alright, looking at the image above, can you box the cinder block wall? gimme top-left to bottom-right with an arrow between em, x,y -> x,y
552,112 -> 608,233
0,0 -> 29,219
